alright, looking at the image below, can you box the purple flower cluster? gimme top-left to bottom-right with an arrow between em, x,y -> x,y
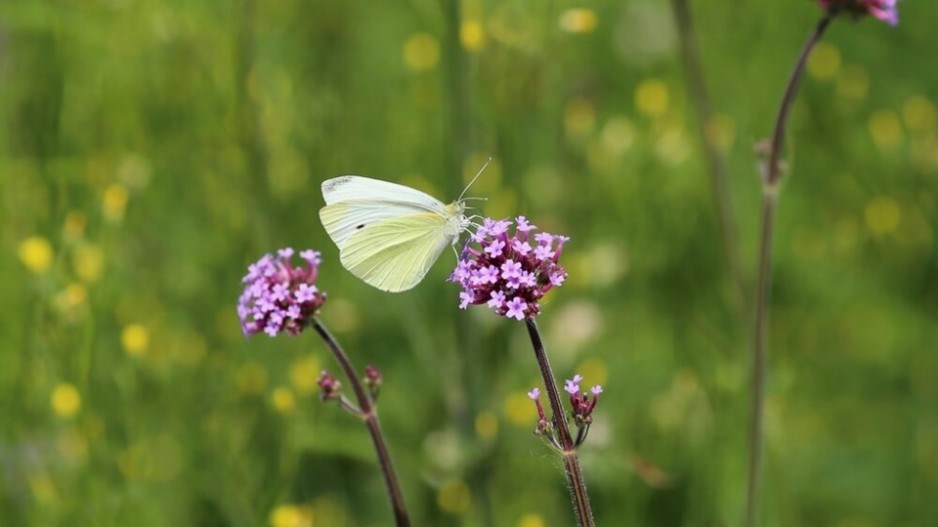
564,374 -> 603,426
450,217 -> 569,320
238,248 -> 326,337
819,0 -> 898,25
527,374 -> 603,447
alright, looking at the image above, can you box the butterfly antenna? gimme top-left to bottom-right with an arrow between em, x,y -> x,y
458,157 -> 492,201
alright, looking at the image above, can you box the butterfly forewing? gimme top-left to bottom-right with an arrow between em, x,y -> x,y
322,176 -> 446,212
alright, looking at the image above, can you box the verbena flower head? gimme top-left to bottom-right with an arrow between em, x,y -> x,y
450,216 -> 569,319
238,248 -> 326,337
818,0 -> 898,25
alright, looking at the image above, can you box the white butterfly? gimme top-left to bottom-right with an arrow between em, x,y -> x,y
319,175 -> 474,292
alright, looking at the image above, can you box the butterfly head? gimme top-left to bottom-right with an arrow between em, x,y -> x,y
444,200 -> 471,238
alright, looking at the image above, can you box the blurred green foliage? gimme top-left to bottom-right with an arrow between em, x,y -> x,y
2,0 -> 937,526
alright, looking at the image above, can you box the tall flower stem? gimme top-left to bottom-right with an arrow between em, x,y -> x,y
744,13 -> 834,527
670,0 -> 744,303
525,319 -> 595,527
311,318 -> 412,527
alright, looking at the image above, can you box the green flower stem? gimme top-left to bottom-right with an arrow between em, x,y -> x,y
671,0 -> 744,303
312,318 -> 411,527
525,319 -> 595,527
744,13 -> 834,527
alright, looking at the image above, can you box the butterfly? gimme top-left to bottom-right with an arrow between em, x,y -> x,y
319,174 -> 481,292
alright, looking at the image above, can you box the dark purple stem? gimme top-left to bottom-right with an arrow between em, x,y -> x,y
312,318 -> 411,527
525,318 -> 595,527
745,13 -> 834,527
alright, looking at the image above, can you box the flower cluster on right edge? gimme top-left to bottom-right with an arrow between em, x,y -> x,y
818,0 -> 899,25
450,216 -> 569,320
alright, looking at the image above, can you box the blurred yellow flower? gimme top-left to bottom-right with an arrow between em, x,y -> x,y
868,110 -> 903,150
270,504 -> 313,527
503,391 -> 534,426
837,65 -> 869,101
808,42 -> 841,80
705,113 -> 737,152
474,410 -> 498,440
18,236 -> 53,274
270,387 -> 296,414
121,324 -> 150,357
51,383 -> 81,418
103,184 -> 129,222
518,513 -> 546,527
403,33 -> 440,71
74,244 -> 104,283
437,479 -> 471,513
635,79 -> 669,117
55,283 -> 88,311
865,196 -> 901,236
559,8 -> 598,34
63,212 -> 86,241
902,95 -> 936,134
460,20 -> 486,52
289,355 -> 321,395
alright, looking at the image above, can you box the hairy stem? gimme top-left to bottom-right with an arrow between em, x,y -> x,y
525,319 -> 595,527
744,14 -> 834,527
312,318 -> 412,527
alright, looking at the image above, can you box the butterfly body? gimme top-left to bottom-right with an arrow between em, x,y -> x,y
319,176 -> 469,292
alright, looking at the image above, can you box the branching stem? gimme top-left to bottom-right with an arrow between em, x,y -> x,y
312,318 -> 412,527
744,13 -> 834,527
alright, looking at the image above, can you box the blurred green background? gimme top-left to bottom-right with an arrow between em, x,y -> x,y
2,0 -> 937,525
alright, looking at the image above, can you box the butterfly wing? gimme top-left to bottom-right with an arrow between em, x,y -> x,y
320,201 -> 429,247
338,213 -> 455,292
320,176 -> 449,247
322,176 -> 446,211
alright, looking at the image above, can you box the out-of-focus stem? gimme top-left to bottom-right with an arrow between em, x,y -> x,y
441,0 -> 470,186
525,319 -> 595,527
311,318 -> 412,527
670,0 -> 744,303
744,14 -> 834,527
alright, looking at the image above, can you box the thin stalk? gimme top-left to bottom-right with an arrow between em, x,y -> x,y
440,0 -> 470,185
744,14 -> 834,527
670,0 -> 744,303
311,318 -> 412,527
525,319 -> 595,527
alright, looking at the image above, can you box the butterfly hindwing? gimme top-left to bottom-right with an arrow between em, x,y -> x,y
338,213 -> 453,292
